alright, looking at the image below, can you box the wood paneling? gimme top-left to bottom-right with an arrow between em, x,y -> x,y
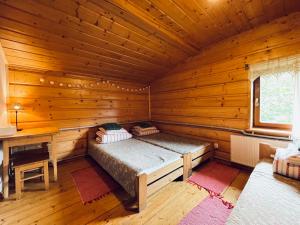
7,68 -> 149,160
2,1 -> 300,161
151,12 -> 300,161
1,0 -> 299,83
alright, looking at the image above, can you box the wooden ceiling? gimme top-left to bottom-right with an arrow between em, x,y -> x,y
0,0 -> 300,83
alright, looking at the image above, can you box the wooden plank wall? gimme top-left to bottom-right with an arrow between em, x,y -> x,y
7,68 -> 149,160
151,12 -> 300,161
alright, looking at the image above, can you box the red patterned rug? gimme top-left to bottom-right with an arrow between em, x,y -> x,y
179,196 -> 233,225
179,161 -> 240,225
71,166 -> 119,204
188,161 -> 240,199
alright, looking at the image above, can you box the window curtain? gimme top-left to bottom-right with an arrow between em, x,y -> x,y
0,46 -> 9,128
292,62 -> 300,143
249,55 -> 298,82
249,55 -> 300,141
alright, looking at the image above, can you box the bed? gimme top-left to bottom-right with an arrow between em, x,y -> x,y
226,143 -> 300,225
88,129 -> 184,212
135,133 -> 213,179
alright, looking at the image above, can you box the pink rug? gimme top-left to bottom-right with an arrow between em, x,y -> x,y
71,166 -> 119,204
179,196 -> 233,225
188,161 -> 239,198
179,161 -> 240,225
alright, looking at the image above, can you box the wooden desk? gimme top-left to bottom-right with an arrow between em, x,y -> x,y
0,127 -> 59,199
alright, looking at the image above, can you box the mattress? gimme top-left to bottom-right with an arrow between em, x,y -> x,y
88,138 -> 181,197
226,160 -> 300,225
135,133 -> 210,154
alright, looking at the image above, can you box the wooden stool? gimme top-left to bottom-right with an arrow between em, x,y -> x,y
13,149 -> 50,200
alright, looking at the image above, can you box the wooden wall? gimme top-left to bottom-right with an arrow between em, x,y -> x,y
7,68 -> 149,160
2,0 -> 298,84
151,12 -> 300,161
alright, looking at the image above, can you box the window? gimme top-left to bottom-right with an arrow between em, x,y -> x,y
253,73 -> 294,130
250,55 -> 300,131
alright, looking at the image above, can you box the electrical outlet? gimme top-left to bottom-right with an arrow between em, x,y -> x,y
214,143 -> 219,149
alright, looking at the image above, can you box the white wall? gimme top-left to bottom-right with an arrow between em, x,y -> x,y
0,42 -> 8,196
0,42 -> 9,128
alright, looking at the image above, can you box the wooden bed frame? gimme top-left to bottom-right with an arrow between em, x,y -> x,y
87,128 -> 185,212
136,158 -> 183,211
137,142 -> 214,210
181,144 -> 213,178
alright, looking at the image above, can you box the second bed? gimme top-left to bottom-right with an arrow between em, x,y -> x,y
88,136 -> 184,211
135,132 -> 213,178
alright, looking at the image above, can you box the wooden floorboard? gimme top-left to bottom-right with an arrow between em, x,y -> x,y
0,157 -> 250,225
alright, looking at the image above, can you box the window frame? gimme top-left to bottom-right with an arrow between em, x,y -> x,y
252,77 -> 292,130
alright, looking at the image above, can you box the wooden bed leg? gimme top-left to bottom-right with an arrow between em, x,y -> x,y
183,153 -> 192,180
137,173 -> 147,212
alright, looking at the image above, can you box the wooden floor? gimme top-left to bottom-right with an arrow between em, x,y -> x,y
0,157 -> 250,225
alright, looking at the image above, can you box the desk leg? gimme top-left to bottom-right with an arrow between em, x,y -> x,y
3,141 -> 9,199
50,135 -> 58,182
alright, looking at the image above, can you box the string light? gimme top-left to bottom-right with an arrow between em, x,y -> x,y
39,77 -> 149,92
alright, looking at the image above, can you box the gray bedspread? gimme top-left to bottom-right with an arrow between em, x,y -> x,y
227,160 -> 300,225
135,133 -> 209,154
88,138 -> 181,197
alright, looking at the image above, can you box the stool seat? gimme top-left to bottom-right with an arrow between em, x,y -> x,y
13,149 -> 49,167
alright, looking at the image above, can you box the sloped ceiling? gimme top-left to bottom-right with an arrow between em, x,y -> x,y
0,0 -> 300,83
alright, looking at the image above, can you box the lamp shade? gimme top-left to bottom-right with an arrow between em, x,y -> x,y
13,103 -> 21,110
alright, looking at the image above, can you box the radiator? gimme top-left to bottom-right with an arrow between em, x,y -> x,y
230,134 -> 290,167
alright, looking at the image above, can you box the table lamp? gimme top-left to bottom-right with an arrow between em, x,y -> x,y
13,103 -> 22,131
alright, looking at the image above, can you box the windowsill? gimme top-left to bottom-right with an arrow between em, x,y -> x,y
246,128 -> 291,138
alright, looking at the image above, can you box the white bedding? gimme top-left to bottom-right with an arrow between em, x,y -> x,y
226,160 -> 300,225
88,138 -> 181,197
136,133 -> 210,154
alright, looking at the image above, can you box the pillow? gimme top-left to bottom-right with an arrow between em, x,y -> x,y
100,123 -> 122,131
98,128 -> 128,135
132,126 -> 157,131
273,144 -> 300,180
135,122 -> 152,128
96,132 -> 132,144
132,129 -> 159,136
